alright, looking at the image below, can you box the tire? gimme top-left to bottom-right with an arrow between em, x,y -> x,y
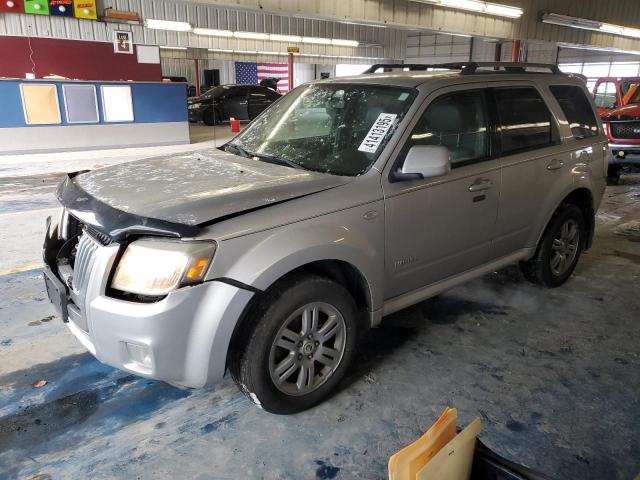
229,274 -> 358,414
202,107 -> 218,126
520,204 -> 586,288
607,164 -> 622,185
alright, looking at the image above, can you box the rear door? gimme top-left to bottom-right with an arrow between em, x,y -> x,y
382,85 -> 501,298
222,87 -> 249,120
489,82 -> 572,258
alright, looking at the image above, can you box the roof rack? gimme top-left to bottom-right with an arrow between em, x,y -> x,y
363,62 -> 563,75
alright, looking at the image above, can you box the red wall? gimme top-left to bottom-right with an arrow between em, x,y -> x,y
0,36 -> 161,81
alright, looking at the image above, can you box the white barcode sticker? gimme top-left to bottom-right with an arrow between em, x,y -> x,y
358,113 -> 398,154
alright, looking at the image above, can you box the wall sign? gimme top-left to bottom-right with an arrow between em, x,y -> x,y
62,84 -> 99,123
72,0 -> 96,19
0,0 -> 25,13
20,84 -> 62,125
114,30 -> 133,54
101,85 -> 134,123
48,0 -> 73,16
24,0 -> 49,15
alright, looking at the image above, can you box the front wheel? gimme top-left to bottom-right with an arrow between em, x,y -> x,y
520,205 -> 586,288
229,274 -> 358,414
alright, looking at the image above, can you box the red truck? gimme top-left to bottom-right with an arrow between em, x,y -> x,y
593,77 -> 640,182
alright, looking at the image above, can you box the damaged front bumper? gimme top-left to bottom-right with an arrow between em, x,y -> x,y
43,177 -> 255,388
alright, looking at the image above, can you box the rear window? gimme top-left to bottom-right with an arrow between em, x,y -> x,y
494,87 -> 557,155
549,85 -> 599,140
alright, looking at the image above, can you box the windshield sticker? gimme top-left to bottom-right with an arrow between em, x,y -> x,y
398,92 -> 410,101
358,113 -> 398,154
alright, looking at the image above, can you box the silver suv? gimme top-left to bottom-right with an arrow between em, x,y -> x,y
43,62 -> 607,413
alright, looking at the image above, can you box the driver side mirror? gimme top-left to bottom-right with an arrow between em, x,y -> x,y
396,145 -> 451,181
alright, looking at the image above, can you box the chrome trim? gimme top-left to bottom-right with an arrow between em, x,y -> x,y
68,231 -> 102,331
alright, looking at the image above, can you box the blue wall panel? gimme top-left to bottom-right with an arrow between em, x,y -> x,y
131,83 -> 188,123
0,79 -> 187,128
0,81 -> 28,128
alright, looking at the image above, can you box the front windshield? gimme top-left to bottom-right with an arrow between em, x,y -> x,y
227,84 -> 415,176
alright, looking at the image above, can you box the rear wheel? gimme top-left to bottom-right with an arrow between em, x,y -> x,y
520,205 -> 585,288
203,107 -> 220,126
607,164 -> 622,185
229,274 -> 358,414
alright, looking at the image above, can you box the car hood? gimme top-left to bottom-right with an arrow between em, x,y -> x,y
72,149 -> 351,227
602,103 -> 640,121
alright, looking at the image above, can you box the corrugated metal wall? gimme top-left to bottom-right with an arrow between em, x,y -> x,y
0,0 -> 405,61
199,0 -> 640,52
160,56 -> 314,87
406,33 -> 471,63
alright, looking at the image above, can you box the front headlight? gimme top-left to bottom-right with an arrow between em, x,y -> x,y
111,239 -> 216,296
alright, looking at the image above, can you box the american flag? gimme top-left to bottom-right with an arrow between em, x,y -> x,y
235,62 -> 290,94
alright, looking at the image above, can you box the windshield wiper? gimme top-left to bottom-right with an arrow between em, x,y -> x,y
225,143 -> 307,170
250,152 -> 307,170
224,143 -> 251,158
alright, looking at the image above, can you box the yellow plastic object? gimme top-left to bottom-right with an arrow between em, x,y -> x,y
73,0 -> 96,19
622,84 -> 639,106
417,417 -> 481,480
388,407 -> 458,480
20,84 -> 61,125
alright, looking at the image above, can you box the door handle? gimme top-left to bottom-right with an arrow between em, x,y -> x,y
468,178 -> 493,192
546,159 -> 564,170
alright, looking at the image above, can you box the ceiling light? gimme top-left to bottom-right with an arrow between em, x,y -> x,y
542,13 -> 603,31
484,4 -> 522,17
543,13 -> 640,40
413,0 -> 523,18
234,31 -> 269,40
208,48 -> 234,53
269,34 -> 302,42
331,39 -> 360,47
193,28 -> 233,37
441,0 -> 484,12
145,19 -> 192,32
302,37 -> 332,45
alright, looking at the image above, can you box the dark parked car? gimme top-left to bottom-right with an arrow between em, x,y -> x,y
188,84 -> 281,125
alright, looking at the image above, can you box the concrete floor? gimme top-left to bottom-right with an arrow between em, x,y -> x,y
0,141 -> 638,479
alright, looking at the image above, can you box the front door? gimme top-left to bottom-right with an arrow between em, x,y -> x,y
382,87 -> 501,299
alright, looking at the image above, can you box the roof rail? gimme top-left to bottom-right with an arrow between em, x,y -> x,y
363,62 -> 563,75
362,63 -> 440,73
441,62 -> 563,74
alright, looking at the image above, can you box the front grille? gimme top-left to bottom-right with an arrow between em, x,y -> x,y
67,214 -> 113,245
66,231 -> 102,332
610,121 -> 640,139
71,232 -> 100,294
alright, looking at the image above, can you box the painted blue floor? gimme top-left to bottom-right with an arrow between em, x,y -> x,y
0,177 -> 639,479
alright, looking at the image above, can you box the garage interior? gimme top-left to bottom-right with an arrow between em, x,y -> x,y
0,1 -> 639,479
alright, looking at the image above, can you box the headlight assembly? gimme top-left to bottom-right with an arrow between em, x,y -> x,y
111,239 -> 216,296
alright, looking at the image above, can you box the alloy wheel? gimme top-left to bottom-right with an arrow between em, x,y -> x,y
268,302 -> 346,396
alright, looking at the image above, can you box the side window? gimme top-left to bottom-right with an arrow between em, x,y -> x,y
266,89 -> 281,100
407,90 -> 489,167
494,87 -> 556,155
594,82 -> 617,109
226,87 -> 246,100
549,85 -> 599,139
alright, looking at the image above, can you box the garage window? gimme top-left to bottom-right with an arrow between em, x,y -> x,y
494,87 -> 557,155
549,85 -> 599,139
